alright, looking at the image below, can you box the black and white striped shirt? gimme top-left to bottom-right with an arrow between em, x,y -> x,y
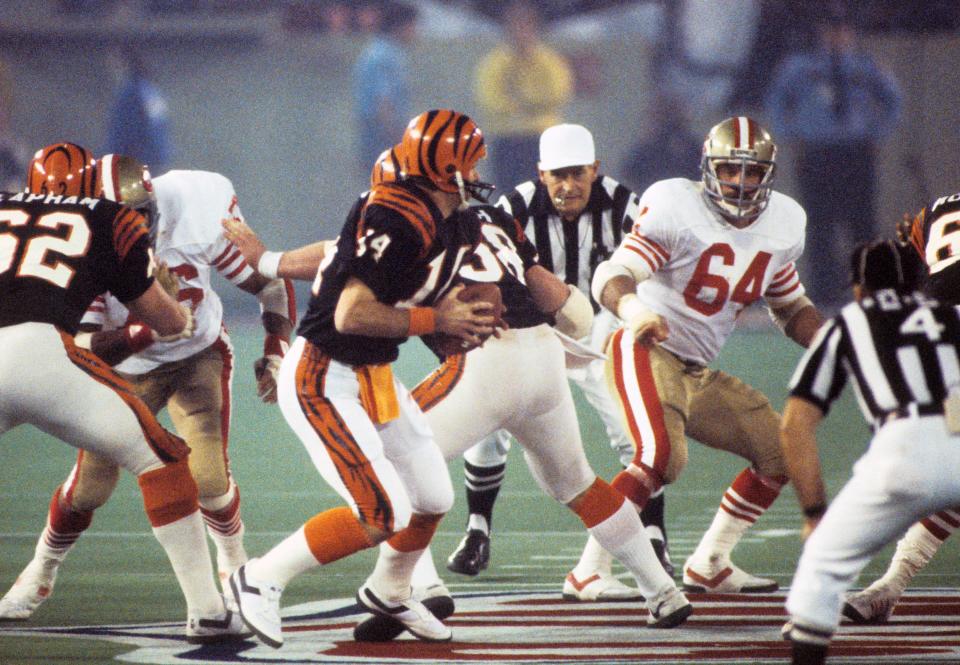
789,289 -> 960,426
497,176 -> 640,306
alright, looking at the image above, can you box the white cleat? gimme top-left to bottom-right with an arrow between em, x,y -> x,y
229,561 -> 284,649
186,597 -> 253,644
645,585 -> 693,628
682,554 -> 778,593
562,571 -> 644,602
842,585 -> 899,624
356,582 -> 452,642
0,557 -> 60,621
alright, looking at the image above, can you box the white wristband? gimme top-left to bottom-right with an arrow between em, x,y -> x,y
617,292 -> 648,322
257,251 -> 283,280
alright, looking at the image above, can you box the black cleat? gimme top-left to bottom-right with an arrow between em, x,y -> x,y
446,530 -> 490,577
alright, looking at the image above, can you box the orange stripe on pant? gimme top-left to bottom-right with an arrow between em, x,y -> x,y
295,343 -> 396,532
60,331 -> 190,463
411,353 -> 466,412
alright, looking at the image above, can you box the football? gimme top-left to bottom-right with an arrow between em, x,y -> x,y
422,282 -> 504,358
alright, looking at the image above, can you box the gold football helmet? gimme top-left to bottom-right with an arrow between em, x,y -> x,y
701,116 -> 777,222
98,153 -> 159,238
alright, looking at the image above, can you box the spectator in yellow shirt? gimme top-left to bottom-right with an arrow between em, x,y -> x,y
474,0 -> 572,192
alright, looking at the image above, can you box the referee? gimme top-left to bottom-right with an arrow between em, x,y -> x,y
781,239 -> 960,665
446,124 -> 674,600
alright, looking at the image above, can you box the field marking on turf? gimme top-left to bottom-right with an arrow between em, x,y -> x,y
3,589 -> 958,664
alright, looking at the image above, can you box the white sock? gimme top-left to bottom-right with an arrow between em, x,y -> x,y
691,509 -> 752,561
200,485 -> 247,577
587,501 -> 673,597
250,526 -> 318,588
410,546 -> 444,591
366,541 -> 424,602
467,514 -> 490,534
571,535 -> 614,579
874,521 -> 944,594
152,512 -> 222,616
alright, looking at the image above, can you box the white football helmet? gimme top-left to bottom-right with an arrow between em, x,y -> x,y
700,116 -> 776,222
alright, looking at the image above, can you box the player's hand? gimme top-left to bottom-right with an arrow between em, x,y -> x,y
155,261 -> 180,298
801,516 -> 820,541
153,303 -> 195,342
254,355 -> 282,403
222,216 -> 266,268
434,283 -> 497,348
618,294 -> 668,346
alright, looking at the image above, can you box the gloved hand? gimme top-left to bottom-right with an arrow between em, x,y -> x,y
618,293 -> 669,347
255,334 -> 289,403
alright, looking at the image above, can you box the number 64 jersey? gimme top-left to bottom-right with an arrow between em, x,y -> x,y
613,178 -> 809,365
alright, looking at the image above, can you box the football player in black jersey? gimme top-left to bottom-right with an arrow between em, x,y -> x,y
228,110 -> 498,648
0,143 -> 247,642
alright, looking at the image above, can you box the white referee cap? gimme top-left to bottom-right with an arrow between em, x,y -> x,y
538,124 -> 595,171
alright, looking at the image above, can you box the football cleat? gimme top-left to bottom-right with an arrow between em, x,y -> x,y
651,539 -> 676,578
186,598 -> 253,644
562,571 -> 644,602
229,561 -> 284,649
356,582 -> 452,642
0,556 -> 60,621
446,529 -> 490,577
354,583 -> 455,642
645,585 -> 693,628
682,554 -> 778,593
842,586 -> 898,624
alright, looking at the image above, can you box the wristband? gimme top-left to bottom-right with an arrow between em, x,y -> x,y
617,292 -> 647,322
257,251 -> 283,280
802,503 -> 827,519
407,307 -> 436,336
125,324 -> 156,352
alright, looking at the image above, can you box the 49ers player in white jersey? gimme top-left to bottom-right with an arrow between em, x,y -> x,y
0,157 -> 295,621
586,116 -> 824,594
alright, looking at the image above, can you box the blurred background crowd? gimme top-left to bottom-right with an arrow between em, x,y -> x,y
2,0 -> 959,311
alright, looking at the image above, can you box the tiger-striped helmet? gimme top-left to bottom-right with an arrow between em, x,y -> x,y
400,109 -> 493,203
370,143 -> 404,187
98,153 -> 159,238
700,116 -> 777,222
26,142 -> 98,197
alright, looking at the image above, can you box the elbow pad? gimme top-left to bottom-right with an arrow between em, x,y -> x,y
554,284 -> 594,340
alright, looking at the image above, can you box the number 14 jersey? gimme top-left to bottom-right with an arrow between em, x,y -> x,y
613,178 -> 810,365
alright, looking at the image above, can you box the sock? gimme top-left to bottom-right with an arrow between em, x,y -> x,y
874,517 -> 952,595
251,507 -> 374,588
571,535 -> 615,579
585,500 -> 673,598
410,546 -> 444,591
367,514 -> 443,601
40,486 -> 94,562
200,482 -> 247,578
464,460 -> 505,535
639,487 -> 667,544
152,512 -> 222,616
693,467 -> 783,560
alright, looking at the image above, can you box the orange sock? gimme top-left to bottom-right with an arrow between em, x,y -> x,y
138,459 -> 199,527
572,478 -> 626,528
304,506 -> 374,564
387,513 -> 443,552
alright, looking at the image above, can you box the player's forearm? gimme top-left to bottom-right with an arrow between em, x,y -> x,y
276,242 -> 328,281
334,278 -> 429,338
784,304 -> 825,348
128,281 -> 187,336
780,398 -> 827,513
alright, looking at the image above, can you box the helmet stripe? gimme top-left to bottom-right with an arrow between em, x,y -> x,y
100,154 -> 118,201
